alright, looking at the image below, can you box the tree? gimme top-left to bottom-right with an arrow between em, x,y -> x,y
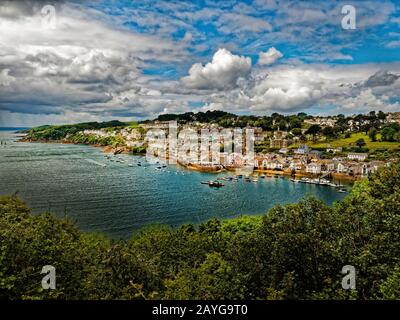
306,125 -> 321,142
377,111 -> 386,121
278,119 -> 287,131
356,138 -> 366,149
291,128 -> 302,136
288,118 -> 302,130
336,117 -> 349,133
306,125 -> 321,136
322,126 -> 337,139
368,128 -> 378,142
381,123 -> 400,142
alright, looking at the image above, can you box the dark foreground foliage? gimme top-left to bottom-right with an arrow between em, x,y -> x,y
1,164 -> 400,300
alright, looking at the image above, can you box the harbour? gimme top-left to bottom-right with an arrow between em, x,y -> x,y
0,130 -> 349,239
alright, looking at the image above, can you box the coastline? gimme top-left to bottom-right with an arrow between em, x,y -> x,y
18,136 -> 360,180
19,136 -> 138,155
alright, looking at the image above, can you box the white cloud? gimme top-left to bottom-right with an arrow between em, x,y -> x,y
198,63 -> 400,115
0,69 -> 15,86
386,41 -> 400,48
181,48 -> 252,90
217,13 -> 273,34
339,89 -> 399,112
258,47 -> 283,65
0,2 -> 188,120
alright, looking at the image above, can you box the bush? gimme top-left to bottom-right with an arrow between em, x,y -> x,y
1,164 -> 400,300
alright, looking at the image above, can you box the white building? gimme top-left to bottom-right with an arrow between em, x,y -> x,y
306,163 -> 321,174
295,145 -> 310,155
347,153 -> 368,161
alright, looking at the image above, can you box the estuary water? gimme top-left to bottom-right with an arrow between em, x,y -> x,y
0,130 -> 347,239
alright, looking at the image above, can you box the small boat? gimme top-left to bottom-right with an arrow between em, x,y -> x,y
137,162 -> 142,166
259,175 -> 266,179
202,180 -> 224,187
338,188 -> 347,193
209,181 -> 224,187
290,178 -> 299,183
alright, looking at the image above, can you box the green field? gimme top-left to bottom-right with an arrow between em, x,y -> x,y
291,132 -> 400,151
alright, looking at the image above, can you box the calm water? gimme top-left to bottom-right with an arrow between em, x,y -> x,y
0,130 -> 347,238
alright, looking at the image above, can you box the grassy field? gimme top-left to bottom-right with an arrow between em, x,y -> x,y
291,133 -> 400,151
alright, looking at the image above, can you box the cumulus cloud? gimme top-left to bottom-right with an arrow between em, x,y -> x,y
181,48 -> 252,90
0,1 -> 187,121
1,0 -> 400,126
198,64 -> 400,115
258,47 -> 283,65
339,89 -> 399,112
364,70 -> 400,87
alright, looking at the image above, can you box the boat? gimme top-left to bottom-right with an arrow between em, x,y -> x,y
338,188 -> 347,193
137,162 -> 142,166
299,177 -> 309,183
259,175 -> 266,179
290,178 -> 299,183
201,180 -> 224,187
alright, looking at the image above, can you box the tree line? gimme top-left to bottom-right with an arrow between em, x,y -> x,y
1,163 -> 399,300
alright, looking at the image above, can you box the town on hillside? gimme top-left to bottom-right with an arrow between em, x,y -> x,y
24,110 -> 400,179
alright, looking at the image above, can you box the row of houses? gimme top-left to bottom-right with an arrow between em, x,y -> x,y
253,151 -> 388,177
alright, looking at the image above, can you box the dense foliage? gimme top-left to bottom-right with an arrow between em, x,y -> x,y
25,121 -> 127,141
1,167 -> 399,300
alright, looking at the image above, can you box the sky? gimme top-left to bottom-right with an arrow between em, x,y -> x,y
0,0 -> 400,126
